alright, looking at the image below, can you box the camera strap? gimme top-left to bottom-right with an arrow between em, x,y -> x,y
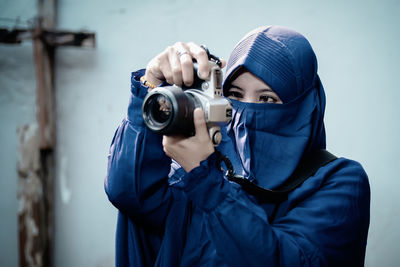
200,45 -> 222,67
215,149 -> 337,203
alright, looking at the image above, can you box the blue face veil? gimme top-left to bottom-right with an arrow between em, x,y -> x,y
221,26 -> 326,190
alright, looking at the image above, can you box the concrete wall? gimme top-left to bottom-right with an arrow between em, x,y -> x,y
1,0 -> 399,266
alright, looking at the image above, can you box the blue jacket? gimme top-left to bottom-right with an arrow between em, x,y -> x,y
105,26 -> 370,266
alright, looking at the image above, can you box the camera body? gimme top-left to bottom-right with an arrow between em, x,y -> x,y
142,61 -> 232,145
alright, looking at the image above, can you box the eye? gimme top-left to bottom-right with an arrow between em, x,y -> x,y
227,90 -> 243,99
259,95 -> 277,103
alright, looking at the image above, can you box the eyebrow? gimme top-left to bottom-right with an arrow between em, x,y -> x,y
229,84 -> 273,93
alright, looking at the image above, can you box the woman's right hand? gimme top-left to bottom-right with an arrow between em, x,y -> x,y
144,42 -> 225,89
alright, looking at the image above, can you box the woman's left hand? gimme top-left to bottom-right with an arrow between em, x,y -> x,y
162,108 -> 214,172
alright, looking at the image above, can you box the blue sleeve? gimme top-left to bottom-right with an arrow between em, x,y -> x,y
180,154 -> 370,266
104,69 -> 173,230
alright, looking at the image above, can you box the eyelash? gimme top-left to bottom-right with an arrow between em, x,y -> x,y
227,91 -> 242,98
259,95 -> 275,103
227,90 -> 277,103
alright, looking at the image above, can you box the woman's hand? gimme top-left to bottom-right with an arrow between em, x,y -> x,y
144,42 -> 226,89
162,108 -> 214,173
146,42 -> 225,170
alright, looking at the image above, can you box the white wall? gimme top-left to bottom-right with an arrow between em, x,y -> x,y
0,1 -> 37,266
1,0 -> 399,266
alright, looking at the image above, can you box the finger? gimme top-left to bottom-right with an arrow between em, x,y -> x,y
145,55 -> 167,86
186,42 -> 210,80
173,42 -> 194,86
158,53 -> 174,85
167,45 -> 183,86
193,108 -> 209,139
220,58 -> 227,69
180,54 -> 195,86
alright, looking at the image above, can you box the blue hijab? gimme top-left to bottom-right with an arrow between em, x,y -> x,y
220,25 -> 326,190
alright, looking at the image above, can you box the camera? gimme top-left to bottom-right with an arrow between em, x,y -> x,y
142,60 -> 232,145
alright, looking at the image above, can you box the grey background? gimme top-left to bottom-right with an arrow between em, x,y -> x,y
1,0 -> 399,266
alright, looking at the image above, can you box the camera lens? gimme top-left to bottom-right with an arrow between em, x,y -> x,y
152,95 -> 172,123
142,86 -> 198,136
143,92 -> 174,130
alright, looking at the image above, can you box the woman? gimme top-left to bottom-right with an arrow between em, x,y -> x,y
105,25 -> 370,266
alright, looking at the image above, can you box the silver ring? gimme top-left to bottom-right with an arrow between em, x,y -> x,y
177,51 -> 189,57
